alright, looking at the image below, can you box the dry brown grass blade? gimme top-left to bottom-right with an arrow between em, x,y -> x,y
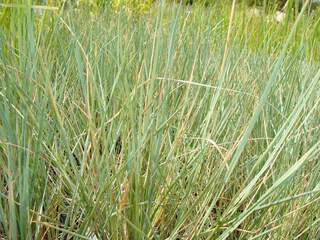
119,175 -> 130,240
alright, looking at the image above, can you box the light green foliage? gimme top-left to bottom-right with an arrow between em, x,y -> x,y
0,1 -> 320,239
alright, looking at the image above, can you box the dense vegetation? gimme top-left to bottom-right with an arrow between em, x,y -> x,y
1,1 -> 320,239
2,0 -> 320,11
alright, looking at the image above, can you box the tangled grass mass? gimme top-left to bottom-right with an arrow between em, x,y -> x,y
0,1 -> 320,239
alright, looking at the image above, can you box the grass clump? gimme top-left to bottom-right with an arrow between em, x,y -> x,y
0,1 -> 320,239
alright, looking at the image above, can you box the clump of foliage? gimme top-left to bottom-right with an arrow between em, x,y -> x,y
0,1 -> 320,239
